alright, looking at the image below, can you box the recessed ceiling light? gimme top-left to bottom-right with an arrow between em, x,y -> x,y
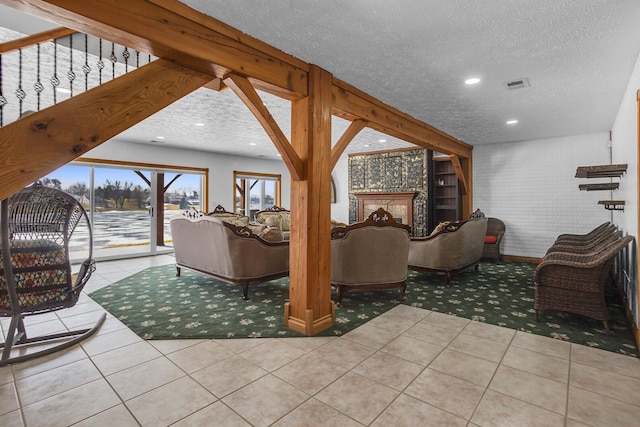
249,142 -> 257,146
506,119 -> 519,125
56,87 -> 71,94
276,153 -> 281,157
364,144 -> 371,147
194,122 -> 205,127
465,78 -> 481,85
156,136 -> 165,140
378,139 -> 387,143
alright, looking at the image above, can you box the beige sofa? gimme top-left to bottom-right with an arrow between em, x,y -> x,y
331,208 -> 411,306
255,206 -> 347,240
408,217 -> 488,287
170,209 -> 289,299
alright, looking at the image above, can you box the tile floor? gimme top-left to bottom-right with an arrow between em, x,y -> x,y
1,255 -> 640,426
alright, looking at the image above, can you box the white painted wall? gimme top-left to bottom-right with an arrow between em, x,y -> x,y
473,133 -> 611,258
611,50 -> 640,242
330,155 -> 350,224
86,139 -> 291,213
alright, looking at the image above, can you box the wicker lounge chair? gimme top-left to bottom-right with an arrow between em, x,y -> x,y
0,185 -> 105,366
554,222 -> 615,244
534,234 -> 634,333
546,229 -> 621,255
482,217 -> 505,263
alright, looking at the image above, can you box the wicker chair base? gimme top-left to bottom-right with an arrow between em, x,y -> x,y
0,312 -> 106,366
534,285 -> 611,333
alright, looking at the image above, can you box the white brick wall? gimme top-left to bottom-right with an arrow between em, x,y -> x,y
473,133 -> 611,258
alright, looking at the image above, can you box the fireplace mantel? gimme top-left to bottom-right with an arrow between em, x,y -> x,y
354,192 -> 417,228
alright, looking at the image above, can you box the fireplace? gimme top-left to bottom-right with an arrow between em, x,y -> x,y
354,192 -> 417,229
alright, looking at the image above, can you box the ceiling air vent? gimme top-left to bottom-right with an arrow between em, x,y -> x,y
505,78 -> 530,90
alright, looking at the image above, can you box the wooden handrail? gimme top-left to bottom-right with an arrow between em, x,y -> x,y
0,26 -> 76,54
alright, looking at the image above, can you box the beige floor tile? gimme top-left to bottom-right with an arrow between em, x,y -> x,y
570,362 -> 640,406
447,333 -> 508,363
0,366 -> 13,386
56,300 -> 104,318
311,337 -> 376,370
15,358 -> 102,406
570,343 -> 640,379
461,321 -> 516,344
342,324 -> 399,349
60,311 -> 111,330
315,371 -> 398,425
272,398 -> 364,427
364,312 -> 421,334
223,374 -> 309,427
565,419 -> 592,427
10,345 -> 87,380
173,401 -> 251,427
191,354 -> 268,398
0,382 -> 19,416
274,353 -> 348,395
353,351 -> 424,391
372,393 -> 466,427
106,356 -> 185,401
72,404 -> 140,427
420,311 -> 470,331
403,321 -> 460,347
404,368 -> 484,420
489,365 -> 567,414
0,410 -> 24,427
81,326 -> 144,356
22,379 -> 121,427
278,336 -> 337,352
567,386 -> 640,427
149,338 -> 206,355
381,335 -> 444,366
126,376 -> 216,426
385,304 -> 432,321
511,331 -> 571,359
240,339 -> 307,372
167,340 -> 235,373
471,389 -> 565,427
11,318 -> 68,339
92,340 -> 162,376
217,337 -> 274,353
428,349 -> 498,387
501,345 -> 569,383
77,315 -> 127,335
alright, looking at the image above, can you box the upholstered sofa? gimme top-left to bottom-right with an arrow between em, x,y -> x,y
170,209 -> 289,299
331,208 -> 411,306
254,206 -> 347,240
408,217 -> 488,287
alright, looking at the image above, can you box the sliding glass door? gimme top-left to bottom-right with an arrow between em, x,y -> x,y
40,161 -> 206,260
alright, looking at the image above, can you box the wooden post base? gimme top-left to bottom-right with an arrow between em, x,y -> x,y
284,301 -> 335,336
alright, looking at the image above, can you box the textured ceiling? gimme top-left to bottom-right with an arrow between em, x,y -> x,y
2,1 -> 640,159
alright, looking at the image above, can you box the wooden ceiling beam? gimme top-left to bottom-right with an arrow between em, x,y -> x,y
0,58 -> 212,200
224,74 -> 304,181
1,0 -> 308,98
330,120 -> 367,170
332,78 -> 472,158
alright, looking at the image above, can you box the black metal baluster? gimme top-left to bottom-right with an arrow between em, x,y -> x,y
83,34 -> 91,92
0,55 -> 6,126
67,34 -> 76,97
34,43 -> 44,111
15,49 -> 26,117
97,38 -> 104,85
51,38 -> 59,104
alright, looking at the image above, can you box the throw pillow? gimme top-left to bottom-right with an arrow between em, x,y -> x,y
258,227 -> 284,242
431,221 -> 450,235
484,235 -> 497,244
263,215 -> 282,229
280,212 -> 291,231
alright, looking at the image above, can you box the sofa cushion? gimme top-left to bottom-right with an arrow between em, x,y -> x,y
263,214 -> 281,229
484,235 -> 498,244
258,227 -> 284,242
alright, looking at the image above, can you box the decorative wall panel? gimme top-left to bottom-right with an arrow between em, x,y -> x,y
349,148 -> 429,236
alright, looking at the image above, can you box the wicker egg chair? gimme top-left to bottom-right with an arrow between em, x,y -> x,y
0,184 -> 105,366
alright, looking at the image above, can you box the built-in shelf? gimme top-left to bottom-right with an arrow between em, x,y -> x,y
575,164 -> 627,178
598,200 -> 625,211
579,183 -> 619,191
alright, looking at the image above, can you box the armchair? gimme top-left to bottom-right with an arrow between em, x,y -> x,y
330,208 -> 410,306
482,217 -> 505,263
408,217 -> 488,287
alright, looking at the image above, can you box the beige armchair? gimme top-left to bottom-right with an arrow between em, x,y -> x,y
331,208 -> 411,306
408,217 -> 488,287
170,210 -> 289,299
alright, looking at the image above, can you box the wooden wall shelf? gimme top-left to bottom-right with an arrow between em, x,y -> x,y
579,183 -> 619,191
598,200 -> 625,211
575,164 -> 627,178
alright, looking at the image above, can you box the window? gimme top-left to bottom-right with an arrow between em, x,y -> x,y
234,171 -> 281,219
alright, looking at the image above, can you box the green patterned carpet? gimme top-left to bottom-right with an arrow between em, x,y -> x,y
89,261 -> 639,357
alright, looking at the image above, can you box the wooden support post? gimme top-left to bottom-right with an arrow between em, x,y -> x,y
156,173 -> 165,246
285,65 -> 335,335
459,153 -> 473,218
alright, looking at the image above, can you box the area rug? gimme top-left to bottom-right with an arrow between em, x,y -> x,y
89,262 -> 639,356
